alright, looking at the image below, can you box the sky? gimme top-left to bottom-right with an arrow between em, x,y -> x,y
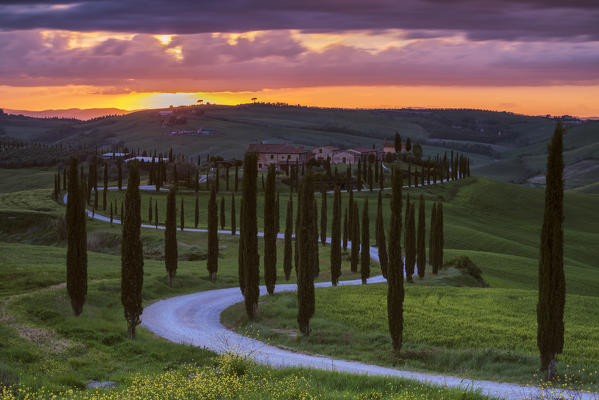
0,1 -> 598,116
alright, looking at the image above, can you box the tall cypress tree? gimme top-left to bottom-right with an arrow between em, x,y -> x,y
320,190 -> 327,245
154,202 -> 158,229
241,152 -> 259,318
405,203 -> 416,282
275,191 -> 280,234
180,198 -> 184,231
207,183 -> 219,282
376,190 -> 389,278
264,165 -> 277,295
330,187 -> 342,286
231,193 -> 236,235
220,197 -> 226,229
284,194 -> 293,280
537,121 -> 565,379
417,194 -> 426,279
234,165 -> 239,192
66,157 -> 87,316
117,160 -> 123,191
313,198 -> 320,279
436,202 -> 444,273
387,168 -> 404,353
110,201 -> 114,226
342,207 -> 348,250
430,203 -> 438,275
165,185 -> 178,286
238,200 -> 245,294
350,202 -> 360,273
360,198 -> 370,284
148,197 -> 152,223
297,171 -> 315,336
194,195 -> 199,228
103,163 -> 108,210
121,161 -> 143,339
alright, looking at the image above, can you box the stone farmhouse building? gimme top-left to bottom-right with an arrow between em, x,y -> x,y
247,143 -> 312,170
312,146 -> 340,161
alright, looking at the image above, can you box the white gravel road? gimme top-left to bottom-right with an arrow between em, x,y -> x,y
64,182 -> 597,400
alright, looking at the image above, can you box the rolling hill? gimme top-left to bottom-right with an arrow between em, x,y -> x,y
1,105 -> 597,190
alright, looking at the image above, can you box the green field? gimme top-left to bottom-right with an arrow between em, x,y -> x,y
1,160 -> 598,397
219,176 -> 599,387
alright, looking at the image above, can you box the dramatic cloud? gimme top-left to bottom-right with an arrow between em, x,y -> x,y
0,0 -> 598,41
0,29 -> 598,92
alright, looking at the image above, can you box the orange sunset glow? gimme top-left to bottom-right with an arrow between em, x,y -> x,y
1,2 -> 598,116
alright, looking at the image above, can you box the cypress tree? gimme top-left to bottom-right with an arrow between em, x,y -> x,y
313,198 -> 320,279
283,194 -> 293,280
110,201 -> 113,226
376,190 -> 388,279
368,162 -> 374,191
350,202 -> 360,273
120,200 -> 123,224
165,185 -> 178,286
66,157 -> 87,316
417,195 -> 426,279
342,207 -> 348,250
330,187 -> 341,286
94,186 -> 99,210
360,198 -> 370,284
241,152 -> 259,318
103,163 -> 108,210
264,165 -> 277,295
180,198 -> 184,231
297,171 -> 315,336
121,161 -> 143,339
220,197 -> 226,229
430,203 -> 438,274
387,168 -> 404,353
348,188 -> 354,237
215,165 -> 220,193
194,196 -> 199,228
226,166 -> 230,192
394,132 -> 402,153
275,192 -> 280,234
537,121 -> 565,379
234,165 -> 239,192
231,193 -> 236,235
207,183 -> 219,282
295,190 -> 301,273
238,200 -> 245,294
436,202 -> 444,272
320,190 -> 327,245
148,197 -> 152,223
117,160 -> 122,191
356,160 -> 362,191
405,203 -> 416,282
154,202 -> 158,229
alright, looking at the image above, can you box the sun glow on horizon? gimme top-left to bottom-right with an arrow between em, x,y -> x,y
1,84 -> 598,118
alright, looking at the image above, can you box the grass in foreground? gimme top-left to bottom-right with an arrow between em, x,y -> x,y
222,280 -> 599,389
0,353 -> 492,400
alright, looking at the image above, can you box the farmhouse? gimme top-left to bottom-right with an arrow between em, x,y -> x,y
247,143 -> 312,170
312,146 -> 339,161
331,149 -> 361,164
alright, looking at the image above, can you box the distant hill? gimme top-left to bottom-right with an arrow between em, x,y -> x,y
3,107 -> 134,120
0,104 -> 597,190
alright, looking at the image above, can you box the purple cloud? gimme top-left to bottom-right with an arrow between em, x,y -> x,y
0,0 -> 598,41
1,29 -> 598,91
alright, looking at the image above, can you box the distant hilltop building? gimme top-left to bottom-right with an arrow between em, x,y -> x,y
248,140 -> 393,170
247,143 -> 311,170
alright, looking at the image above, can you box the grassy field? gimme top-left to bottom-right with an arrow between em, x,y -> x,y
99,175 -> 599,295
217,175 -> 599,387
1,171 -> 598,397
222,284 -> 599,387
